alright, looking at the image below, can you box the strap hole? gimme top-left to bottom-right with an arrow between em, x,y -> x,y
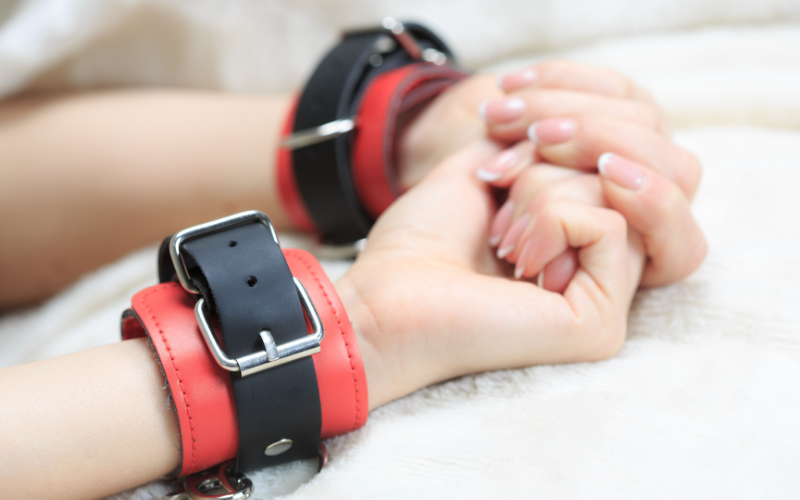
246,276 -> 258,287
227,241 -> 237,247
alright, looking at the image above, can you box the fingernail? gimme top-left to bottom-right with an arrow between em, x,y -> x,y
527,118 -> 576,145
598,152 -> 645,190
497,69 -> 537,92
477,148 -> 520,182
537,270 -> 545,287
497,214 -> 529,259
489,200 -> 515,246
514,238 -> 534,279
478,97 -> 526,124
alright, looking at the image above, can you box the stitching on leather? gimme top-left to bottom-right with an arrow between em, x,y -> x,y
291,251 -> 362,431
139,283 -> 198,473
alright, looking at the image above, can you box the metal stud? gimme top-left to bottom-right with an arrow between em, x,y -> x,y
264,438 -> 293,456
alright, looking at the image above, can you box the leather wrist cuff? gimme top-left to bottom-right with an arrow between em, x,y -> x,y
122,247 -> 367,476
277,20 -> 469,244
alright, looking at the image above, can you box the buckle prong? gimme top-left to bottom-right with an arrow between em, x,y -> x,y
194,277 -> 324,377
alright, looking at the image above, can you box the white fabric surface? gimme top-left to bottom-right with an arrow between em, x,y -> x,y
1,1 -> 799,498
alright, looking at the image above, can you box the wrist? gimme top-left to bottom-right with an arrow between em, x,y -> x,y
395,73 -> 502,189
334,273 -> 390,411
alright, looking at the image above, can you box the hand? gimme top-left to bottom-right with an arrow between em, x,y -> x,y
335,142 -> 641,410
483,60 -> 670,142
481,134 -> 706,288
395,60 -> 669,188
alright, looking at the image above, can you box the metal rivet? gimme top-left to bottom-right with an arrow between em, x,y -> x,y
369,53 -> 383,67
265,438 -> 293,456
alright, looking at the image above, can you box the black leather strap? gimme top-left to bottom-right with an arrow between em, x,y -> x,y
158,222 -> 322,472
292,23 -> 455,245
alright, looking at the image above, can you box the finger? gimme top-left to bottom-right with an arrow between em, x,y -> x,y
514,243 -> 578,294
496,174 -> 603,295
540,248 -> 579,294
495,173 -> 604,260
476,140 -> 537,187
516,202 -> 629,306
477,141 -> 584,189
529,115 -> 702,199
487,164 -> 584,246
597,153 -> 708,287
497,60 -> 655,106
479,89 -> 666,142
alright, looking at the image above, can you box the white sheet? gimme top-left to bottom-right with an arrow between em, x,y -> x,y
1,2 -> 799,498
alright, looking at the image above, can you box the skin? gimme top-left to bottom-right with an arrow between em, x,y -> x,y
0,142 -> 644,499
479,60 -> 707,287
0,60 -> 706,499
0,60 -> 703,307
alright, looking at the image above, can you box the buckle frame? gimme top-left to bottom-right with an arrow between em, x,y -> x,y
194,277 -> 324,377
169,210 -> 280,296
170,210 -> 324,377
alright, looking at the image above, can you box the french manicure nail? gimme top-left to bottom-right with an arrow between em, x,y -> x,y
497,69 -> 537,92
514,238 -> 534,279
477,149 -> 520,182
489,200 -> 515,246
598,152 -> 646,190
527,118 -> 577,145
478,97 -> 526,124
497,214 -> 529,259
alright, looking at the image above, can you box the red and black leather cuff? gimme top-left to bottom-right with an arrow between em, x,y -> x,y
277,19 -> 469,247
121,211 -> 367,477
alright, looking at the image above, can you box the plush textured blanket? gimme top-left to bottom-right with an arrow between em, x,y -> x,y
1,1 -> 799,498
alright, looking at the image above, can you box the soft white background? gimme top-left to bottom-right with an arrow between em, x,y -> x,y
1,1 -> 799,498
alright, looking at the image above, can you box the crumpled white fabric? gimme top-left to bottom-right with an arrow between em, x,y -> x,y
1,2 -> 799,499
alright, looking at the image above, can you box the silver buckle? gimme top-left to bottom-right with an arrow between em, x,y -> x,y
195,277 -> 324,377
170,210 -> 324,377
281,117 -> 355,150
381,17 -> 447,65
282,18 -> 448,152
170,210 -> 279,296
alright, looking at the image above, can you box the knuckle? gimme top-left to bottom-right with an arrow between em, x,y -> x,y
683,230 -> 709,277
509,167 -> 540,200
603,209 -> 628,239
618,77 -> 637,99
536,201 -> 563,224
678,150 -> 702,197
528,184 -> 563,213
649,184 -> 683,223
537,59 -> 571,77
571,313 -> 628,362
630,103 -> 661,130
593,321 -> 628,360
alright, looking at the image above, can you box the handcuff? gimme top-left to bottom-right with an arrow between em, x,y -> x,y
122,211 -> 367,500
277,17 -> 469,256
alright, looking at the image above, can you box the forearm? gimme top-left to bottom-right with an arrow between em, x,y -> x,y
0,338 -> 180,500
0,279 -> 382,500
0,90 -> 292,308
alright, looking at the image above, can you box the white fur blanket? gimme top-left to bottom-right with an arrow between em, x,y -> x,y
1,2 -> 800,498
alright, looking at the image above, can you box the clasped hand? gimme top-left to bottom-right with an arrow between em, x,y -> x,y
339,61 -> 707,409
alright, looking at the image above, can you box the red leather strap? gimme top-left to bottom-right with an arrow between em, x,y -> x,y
122,283 -> 238,476
276,64 -> 468,227
276,96 -> 317,233
351,63 -> 468,218
122,249 -> 367,475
